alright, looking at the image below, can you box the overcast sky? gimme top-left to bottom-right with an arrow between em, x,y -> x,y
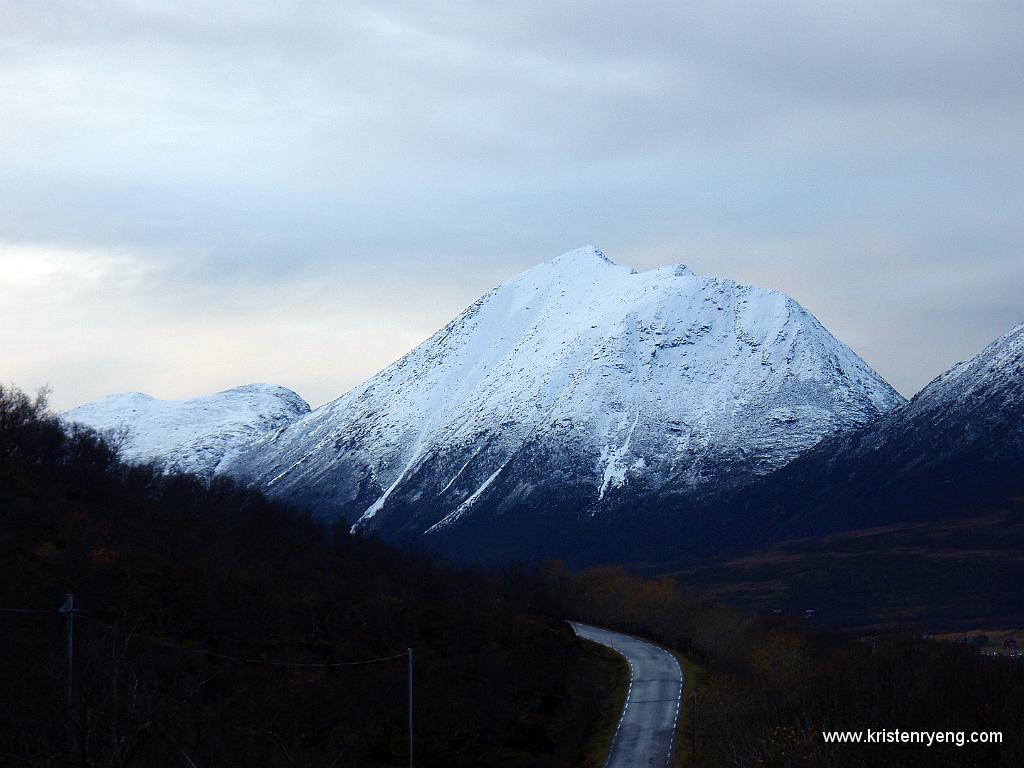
2,1 -> 1022,410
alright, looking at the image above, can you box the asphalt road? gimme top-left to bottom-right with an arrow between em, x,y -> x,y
571,622 -> 684,768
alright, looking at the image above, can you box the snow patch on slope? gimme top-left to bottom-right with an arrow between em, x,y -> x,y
424,461 -> 508,534
599,409 -> 641,499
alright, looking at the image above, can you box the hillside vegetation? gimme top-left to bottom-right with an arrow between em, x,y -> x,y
0,386 -> 614,768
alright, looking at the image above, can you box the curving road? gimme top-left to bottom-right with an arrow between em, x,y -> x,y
571,622 -> 684,768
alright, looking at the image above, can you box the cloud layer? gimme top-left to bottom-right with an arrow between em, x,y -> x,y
2,1 -> 1022,408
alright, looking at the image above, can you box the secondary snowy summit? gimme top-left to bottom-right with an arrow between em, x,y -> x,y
64,384 -> 310,477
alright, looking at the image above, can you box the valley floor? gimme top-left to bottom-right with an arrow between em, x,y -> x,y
652,503 -> 1024,632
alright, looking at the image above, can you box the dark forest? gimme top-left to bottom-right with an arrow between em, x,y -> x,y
2,386 -> 1020,768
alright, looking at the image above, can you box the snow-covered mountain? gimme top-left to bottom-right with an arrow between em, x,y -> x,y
868,320 -> 1024,464
713,321 -> 1024,545
214,247 -> 902,545
64,384 -> 310,477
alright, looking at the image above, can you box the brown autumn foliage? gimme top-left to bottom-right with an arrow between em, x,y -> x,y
547,563 -> 1024,767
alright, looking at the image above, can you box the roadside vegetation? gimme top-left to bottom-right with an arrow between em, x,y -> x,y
545,564 -> 1024,767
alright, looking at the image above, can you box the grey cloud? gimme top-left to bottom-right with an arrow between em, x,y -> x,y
0,1 -> 1021,408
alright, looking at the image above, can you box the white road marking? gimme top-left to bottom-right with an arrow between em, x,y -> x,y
570,622 -> 684,768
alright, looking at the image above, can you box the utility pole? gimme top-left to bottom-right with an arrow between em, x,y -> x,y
407,647 -> 414,768
691,691 -> 697,767
58,594 -> 76,709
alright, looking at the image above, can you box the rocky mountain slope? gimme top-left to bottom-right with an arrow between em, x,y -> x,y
216,248 -> 901,548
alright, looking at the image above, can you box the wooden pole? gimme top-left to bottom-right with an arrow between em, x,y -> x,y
407,647 -> 414,768
60,594 -> 75,709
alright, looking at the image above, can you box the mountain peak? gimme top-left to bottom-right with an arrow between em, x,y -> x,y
533,246 -> 711,285
213,247 -> 901,542
542,249 -> 702,282
546,245 -> 619,268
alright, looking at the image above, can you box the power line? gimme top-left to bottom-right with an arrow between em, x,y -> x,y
81,610 -> 416,765
77,613 -> 407,668
2,603 -> 407,668
5,601 -> 644,706
0,607 -> 58,614
422,654 -> 644,703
